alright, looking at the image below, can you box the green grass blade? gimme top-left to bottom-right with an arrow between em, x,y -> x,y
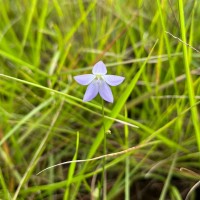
12,100 -> 64,200
0,98 -> 53,147
178,0 -> 200,151
64,132 -> 79,200
21,0 -> 38,55
0,168 -> 12,200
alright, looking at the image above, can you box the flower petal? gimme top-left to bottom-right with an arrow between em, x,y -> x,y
103,75 -> 125,86
92,61 -> 107,75
74,74 -> 95,85
83,81 -> 99,102
99,81 -> 113,103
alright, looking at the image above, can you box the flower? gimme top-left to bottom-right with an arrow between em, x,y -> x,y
74,61 -> 125,103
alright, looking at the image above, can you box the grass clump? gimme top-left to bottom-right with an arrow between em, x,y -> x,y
1,0 -> 200,199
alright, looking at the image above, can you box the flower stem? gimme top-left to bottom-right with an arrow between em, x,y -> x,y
101,99 -> 107,200
124,106 -> 130,200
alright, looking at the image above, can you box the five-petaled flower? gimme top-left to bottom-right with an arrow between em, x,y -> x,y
74,61 -> 125,103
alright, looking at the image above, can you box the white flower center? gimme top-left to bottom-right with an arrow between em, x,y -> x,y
94,74 -> 104,85
95,74 -> 103,80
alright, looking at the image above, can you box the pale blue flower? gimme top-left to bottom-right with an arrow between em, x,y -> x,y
74,61 -> 125,103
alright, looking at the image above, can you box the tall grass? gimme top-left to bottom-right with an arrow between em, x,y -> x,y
1,0 -> 200,199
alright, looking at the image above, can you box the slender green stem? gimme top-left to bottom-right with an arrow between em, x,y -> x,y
124,106 -> 130,200
101,99 -> 107,200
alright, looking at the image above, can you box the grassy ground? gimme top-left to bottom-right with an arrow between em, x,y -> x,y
1,0 -> 200,199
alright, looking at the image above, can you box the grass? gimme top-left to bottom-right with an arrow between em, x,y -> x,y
1,0 -> 200,199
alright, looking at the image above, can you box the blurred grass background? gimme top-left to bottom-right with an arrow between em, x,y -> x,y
1,0 -> 200,199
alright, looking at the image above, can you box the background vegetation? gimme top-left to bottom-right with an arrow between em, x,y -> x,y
1,0 -> 200,199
